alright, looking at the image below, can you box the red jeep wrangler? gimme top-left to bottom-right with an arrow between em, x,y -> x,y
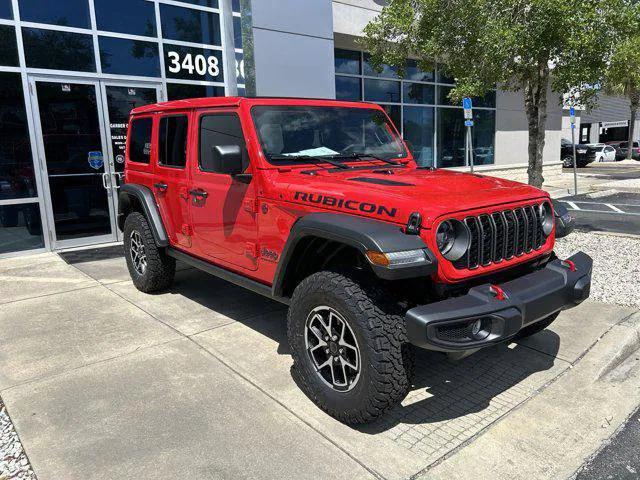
119,97 -> 591,424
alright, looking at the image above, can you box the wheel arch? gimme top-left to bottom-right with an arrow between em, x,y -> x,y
272,213 -> 437,299
118,184 -> 169,247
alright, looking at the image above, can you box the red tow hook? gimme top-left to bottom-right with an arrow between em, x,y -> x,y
561,259 -> 576,272
489,284 -> 507,301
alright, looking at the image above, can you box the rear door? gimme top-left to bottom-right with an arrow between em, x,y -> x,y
188,109 -> 258,271
153,112 -> 193,249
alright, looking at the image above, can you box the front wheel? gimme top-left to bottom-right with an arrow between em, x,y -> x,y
562,156 -> 573,168
287,271 -> 413,425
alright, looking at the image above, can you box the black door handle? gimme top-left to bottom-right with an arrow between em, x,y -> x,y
154,182 -> 168,191
189,188 -> 208,198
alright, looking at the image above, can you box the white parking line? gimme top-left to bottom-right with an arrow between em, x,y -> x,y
605,203 -> 625,213
566,201 -> 580,210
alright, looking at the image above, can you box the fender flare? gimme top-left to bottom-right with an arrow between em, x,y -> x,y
272,212 -> 437,298
118,184 -> 169,247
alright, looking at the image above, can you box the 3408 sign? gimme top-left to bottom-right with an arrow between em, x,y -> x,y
164,49 -> 224,82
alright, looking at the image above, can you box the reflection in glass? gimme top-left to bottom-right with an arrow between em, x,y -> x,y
0,25 -> 18,66
233,16 -> 242,49
160,4 -> 221,45
335,49 -> 360,75
99,37 -> 160,77
164,45 -> 224,83
94,0 -> 156,37
335,76 -> 361,101
382,104 -> 401,132
0,73 -> 36,200
35,81 -> 113,240
166,83 -> 224,100
405,59 -> 434,82
438,108 -> 495,167
403,106 -> 434,167
364,79 -> 400,103
0,0 -> 12,19
18,0 -> 90,28
438,85 -> 495,108
403,82 -> 435,105
106,87 -> 157,172
22,28 -> 95,72
363,53 -> 398,78
0,203 -> 44,254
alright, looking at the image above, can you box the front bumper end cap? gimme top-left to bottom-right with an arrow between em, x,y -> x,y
405,251 -> 593,352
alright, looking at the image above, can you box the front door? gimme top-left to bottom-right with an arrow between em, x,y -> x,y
29,77 -> 161,249
189,109 -> 258,271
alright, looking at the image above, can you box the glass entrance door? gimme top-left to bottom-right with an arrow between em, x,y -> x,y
29,77 -> 161,249
100,83 -> 162,242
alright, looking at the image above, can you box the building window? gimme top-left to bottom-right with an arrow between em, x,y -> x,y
166,83 -> 224,100
0,73 -> 36,199
22,28 -> 96,72
99,37 -> 160,77
0,25 -> 19,67
160,4 -> 221,46
94,0 -> 156,37
334,48 -> 496,168
0,203 -> 44,254
0,0 -> 12,19
158,116 -> 189,168
18,0 -> 90,29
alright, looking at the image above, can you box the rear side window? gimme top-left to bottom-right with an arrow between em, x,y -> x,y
129,117 -> 152,164
158,115 -> 188,168
199,113 -> 247,173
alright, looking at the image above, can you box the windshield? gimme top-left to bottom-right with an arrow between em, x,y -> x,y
252,106 -> 407,164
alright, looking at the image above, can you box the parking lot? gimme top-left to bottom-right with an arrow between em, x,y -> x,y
1,242 -> 640,480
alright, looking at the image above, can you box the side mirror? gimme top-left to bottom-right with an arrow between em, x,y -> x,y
202,144 -> 244,175
552,200 -> 575,238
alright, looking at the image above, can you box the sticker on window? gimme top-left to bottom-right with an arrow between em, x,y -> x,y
87,151 -> 104,170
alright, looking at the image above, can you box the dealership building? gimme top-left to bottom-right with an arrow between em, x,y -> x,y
0,0 -> 571,257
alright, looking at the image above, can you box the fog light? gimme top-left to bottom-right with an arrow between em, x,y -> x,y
471,319 -> 482,336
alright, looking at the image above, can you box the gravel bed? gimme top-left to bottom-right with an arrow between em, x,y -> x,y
0,397 -> 36,480
554,230 -> 640,308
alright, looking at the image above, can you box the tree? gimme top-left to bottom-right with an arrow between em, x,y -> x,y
602,4 -> 640,159
363,0 -> 622,187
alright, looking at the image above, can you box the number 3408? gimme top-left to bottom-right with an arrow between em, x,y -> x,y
167,51 -> 220,77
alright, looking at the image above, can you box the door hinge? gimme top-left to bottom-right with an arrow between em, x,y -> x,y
181,224 -> 193,236
245,242 -> 258,258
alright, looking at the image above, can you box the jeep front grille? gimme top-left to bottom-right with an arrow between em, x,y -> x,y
452,205 -> 546,270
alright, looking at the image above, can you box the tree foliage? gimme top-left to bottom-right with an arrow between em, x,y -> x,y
363,0 -> 623,186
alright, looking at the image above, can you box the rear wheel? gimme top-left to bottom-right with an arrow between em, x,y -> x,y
123,212 -> 175,292
562,156 -> 573,168
287,271 -> 413,425
515,312 -> 560,340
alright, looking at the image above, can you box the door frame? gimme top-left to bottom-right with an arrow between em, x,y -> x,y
99,80 -> 163,242
28,74 -> 163,249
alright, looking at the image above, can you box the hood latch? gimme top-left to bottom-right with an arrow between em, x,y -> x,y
405,212 -> 422,235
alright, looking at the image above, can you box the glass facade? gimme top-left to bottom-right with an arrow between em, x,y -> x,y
335,48 -> 496,168
0,0 -> 244,256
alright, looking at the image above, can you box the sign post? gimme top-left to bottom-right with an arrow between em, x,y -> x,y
569,106 -> 578,195
463,97 -> 474,172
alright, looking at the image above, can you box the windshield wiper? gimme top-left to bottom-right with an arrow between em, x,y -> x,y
338,153 -> 403,166
268,154 -> 351,170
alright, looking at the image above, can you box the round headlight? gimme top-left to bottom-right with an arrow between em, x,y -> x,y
539,202 -> 554,236
436,219 -> 470,261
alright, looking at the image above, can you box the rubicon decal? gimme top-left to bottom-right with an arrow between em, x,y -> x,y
294,191 -> 397,218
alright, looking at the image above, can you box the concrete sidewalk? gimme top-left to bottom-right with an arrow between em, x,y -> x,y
1,250 -> 639,479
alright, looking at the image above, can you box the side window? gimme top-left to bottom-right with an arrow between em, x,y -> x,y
158,115 -> 188,168
129,117 -> 152,164
199,113 -> 247,173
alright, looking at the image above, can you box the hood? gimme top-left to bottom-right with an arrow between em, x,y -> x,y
268,166 -> 548,227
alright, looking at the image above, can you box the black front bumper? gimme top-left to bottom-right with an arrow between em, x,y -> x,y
406,251 -> 592,351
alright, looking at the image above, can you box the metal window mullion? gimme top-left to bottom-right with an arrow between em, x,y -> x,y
158,0 -> 221,14
19,21 -> 92,35
220,0 -> 237,96
154,0 -> 168,101
87,0 -> 102,74
162,38 -> 223,50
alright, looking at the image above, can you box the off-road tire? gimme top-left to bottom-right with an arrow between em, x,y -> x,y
123,212 -> 175,293
287,271 -> 413,425
515,311 -> 560,340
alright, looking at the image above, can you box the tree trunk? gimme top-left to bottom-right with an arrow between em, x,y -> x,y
627,91 -> 639,160
523,62 -> 550,188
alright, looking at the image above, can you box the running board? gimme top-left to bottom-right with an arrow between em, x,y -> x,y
166,248 -> 290,306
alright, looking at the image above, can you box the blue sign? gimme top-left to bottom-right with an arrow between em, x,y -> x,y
569,106 -> 575,117
464,120 -> 474,127
87,151 -> 104,170
462,97 -> 473,110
